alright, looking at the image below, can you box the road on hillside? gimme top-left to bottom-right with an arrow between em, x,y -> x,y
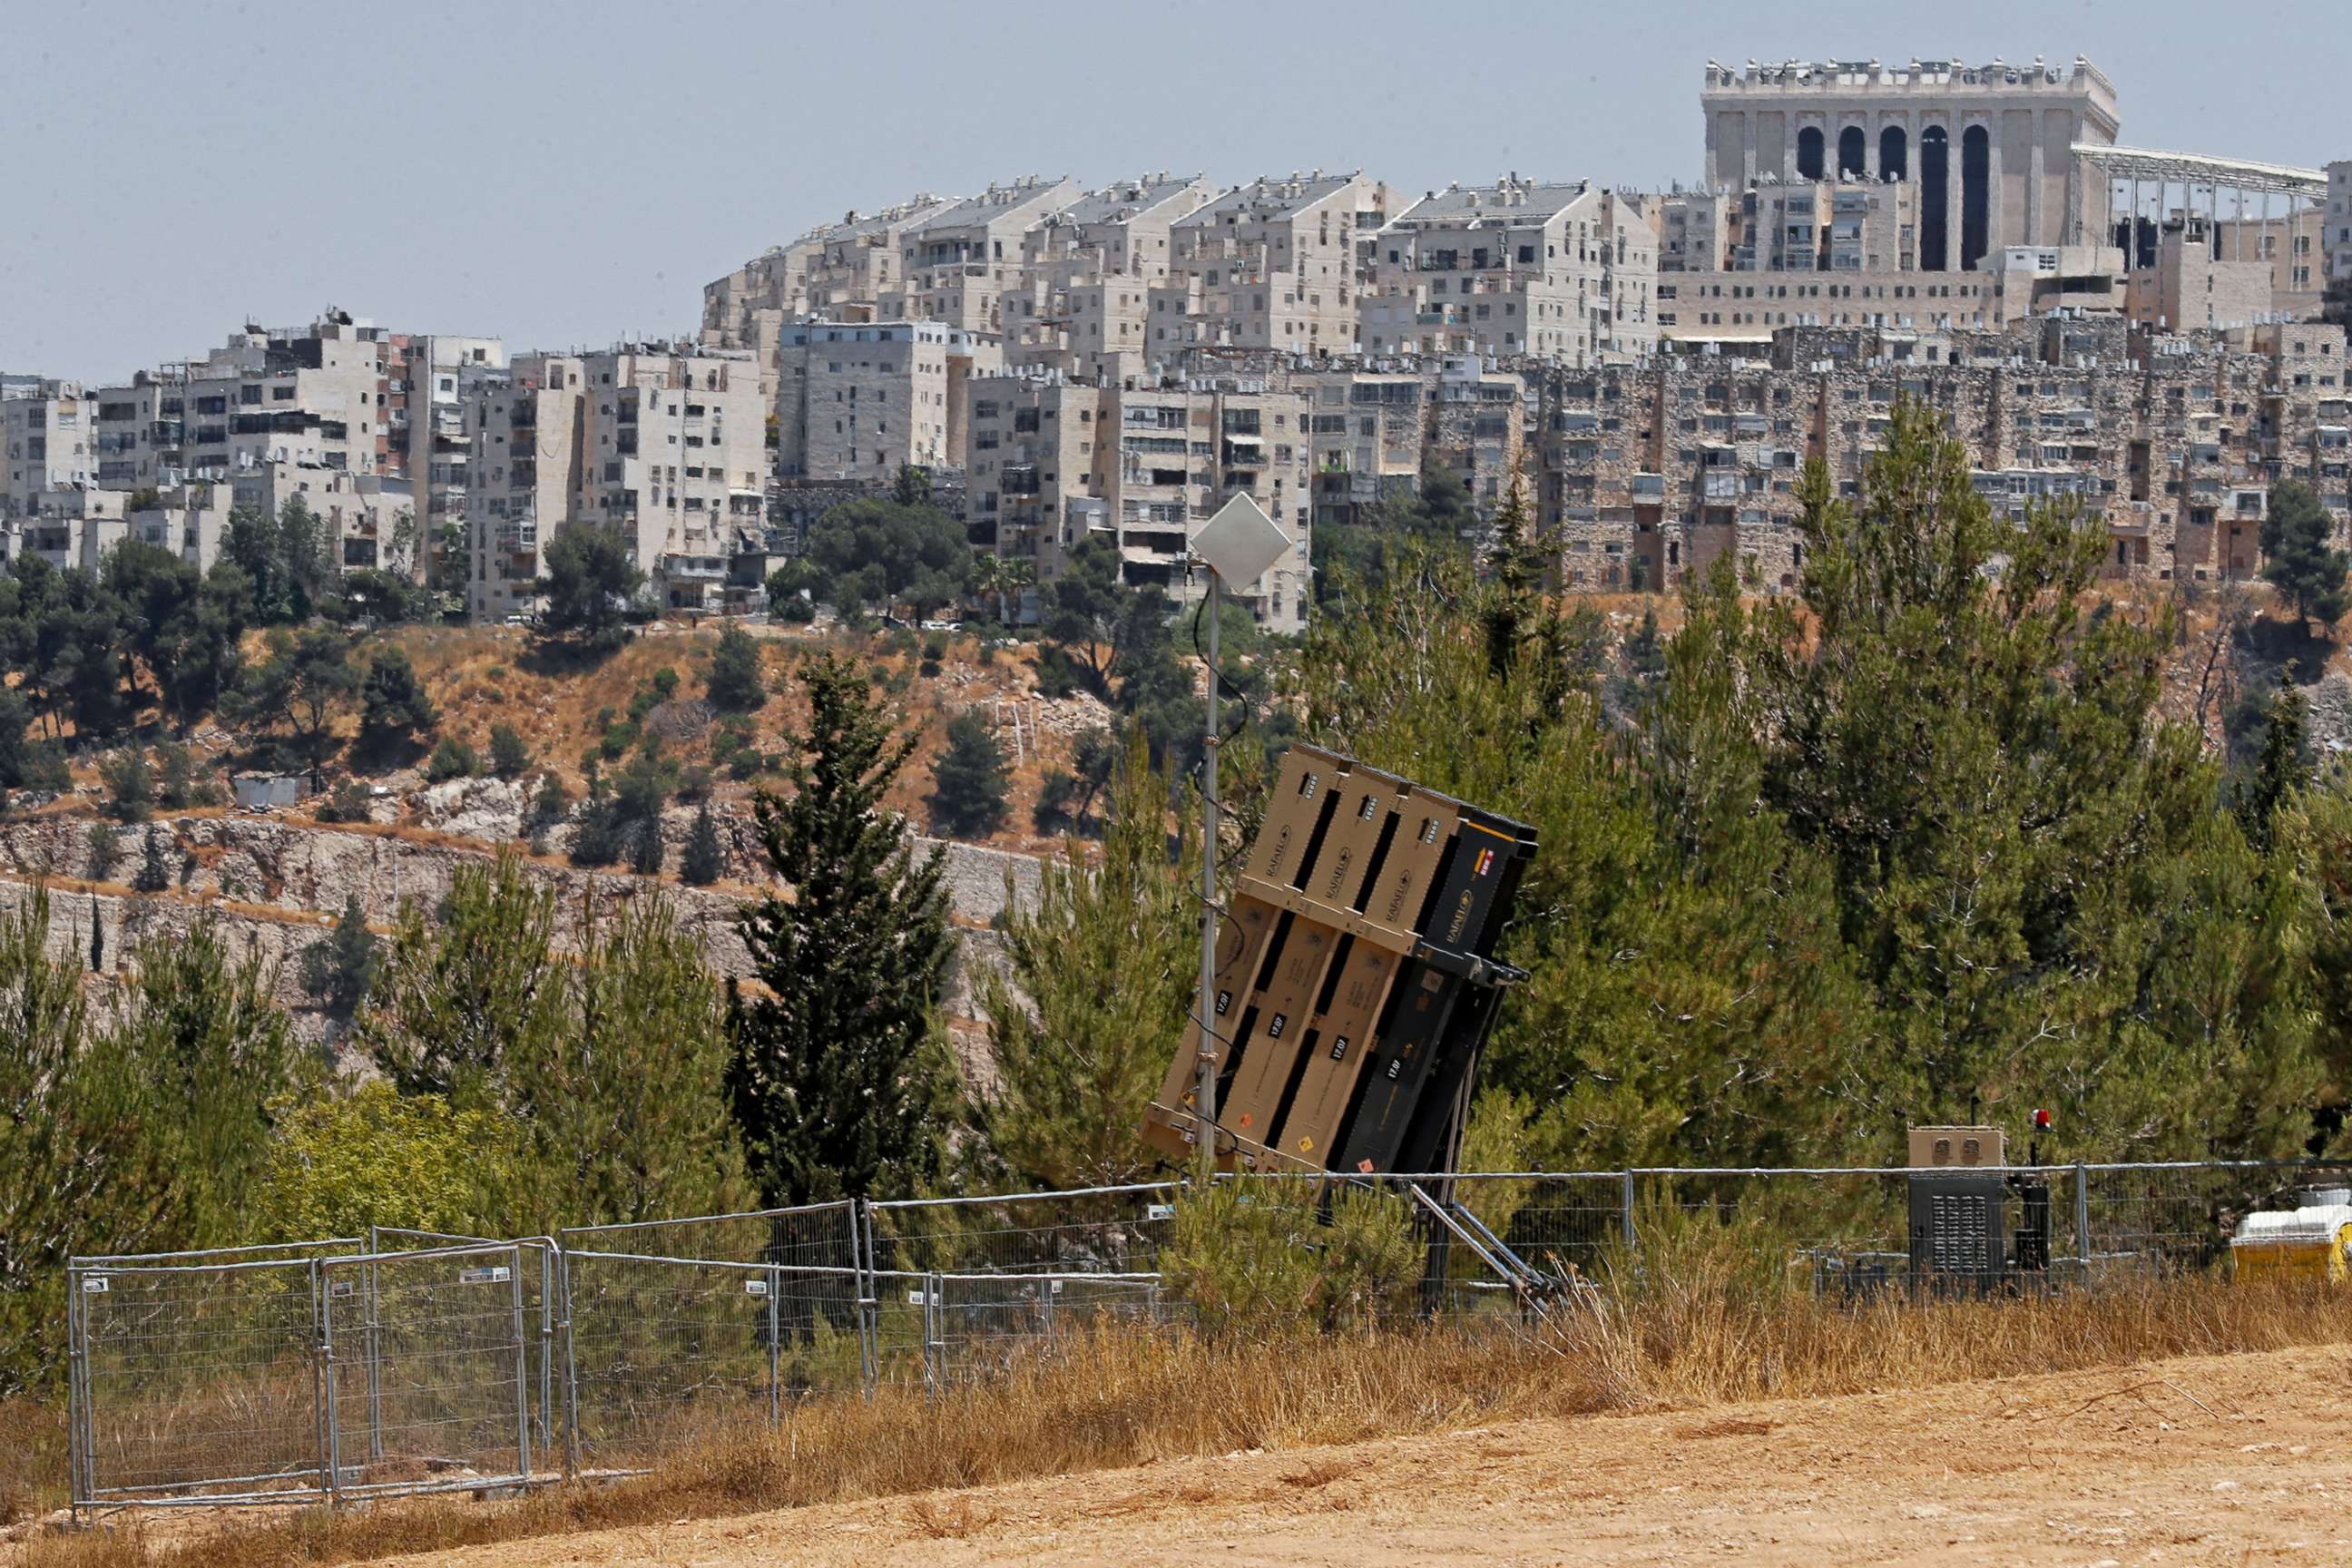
378,1344 -> 2352,1566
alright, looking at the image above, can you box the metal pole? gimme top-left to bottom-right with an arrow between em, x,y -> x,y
856,1200 -> 879,1397
766,1262 -> 783,1430
365,1257 -> 382,1463
316,1260 -> 341,1507
510,1248 -> 532,1483
65,1266 -> 88,1519
1620,1169 -> 1638,1249
559,1248 -> 583,1480
2073,1161 -> 2092,1274
1195,564 -> 1222,1164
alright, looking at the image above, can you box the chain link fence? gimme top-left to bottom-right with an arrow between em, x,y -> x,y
67,1159 -> 2352,1512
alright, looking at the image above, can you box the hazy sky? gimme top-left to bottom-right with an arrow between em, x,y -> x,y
5,0 -> 2342,383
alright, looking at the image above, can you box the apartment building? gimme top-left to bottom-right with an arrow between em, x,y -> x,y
1161,172 -> 1393,357
232,465 -> 415,576
397,335 -> 505,572
1361,178 -> 1657,364
888,177 -> 1080,333
965,370 -> 1313,632
775,320 -> 1001,483
1005,175 -> 1214,382
703,195 -> 955,348
2331,162 -> 2352,287
461,345 -> 765,622
0,486 -> 125,573
3,380 -> 91,518
122,482 -> 236,573
1531,317 -> 2347,593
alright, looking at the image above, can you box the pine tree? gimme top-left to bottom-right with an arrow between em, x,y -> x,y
705,623 -> 767,712
356,645 -> 439,762
2260,479 -> 2349,631
681,801 -> 724,886
300,892 -> 379,1017
927,710 -> 1010,838
972,732 -> 1194,1189
2237,683 -> 2309,853
103,916 -> 308,1249
727,652 -> 956,1206
132,826 -> 172,892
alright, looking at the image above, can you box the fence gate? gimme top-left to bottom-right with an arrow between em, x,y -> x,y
319,1244 -> 533,1500
70,1250 -> 334,1508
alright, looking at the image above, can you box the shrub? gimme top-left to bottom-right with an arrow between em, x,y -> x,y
85,820 -> 122,882
650,666 -> 681,701
100,749 -> 153,824
154,741 -> 222,808
1159,1176 -> 1421,1338
316,778 -> 373,823
488,722 -> 532,780
252,1082 -> 516,1240
425,736 -> 481,782
706,624 -> 767,713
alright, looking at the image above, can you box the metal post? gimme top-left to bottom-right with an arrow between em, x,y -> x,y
2073,1161 -> 2092,1274
65,1266 -> 88,1519
365,1256 -> 383,1463
537,1245 -> 555,1457
856,1200 -> 879,1397
1195,564 -> 1223,1163
1620,1169 -> 1638,1250
559,1247 -> 583,1480
766,1261 -> 782,1430
922,1271 -> 943,1396
504,1248 -> 530,1483
316,1260 -> 341,1507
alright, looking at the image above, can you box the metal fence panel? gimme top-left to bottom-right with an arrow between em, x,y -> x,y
319,1244 -> 531,1499
73,1254 -> 327,1506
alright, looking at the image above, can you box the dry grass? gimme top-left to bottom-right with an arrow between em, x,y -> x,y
0,1398 -> 69,1528
14,1269 -> 2350,1568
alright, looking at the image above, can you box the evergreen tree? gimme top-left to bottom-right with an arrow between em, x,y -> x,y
2236,683 -> 2309,853
99,749 -> 153,823
102,917 -> 308,1249
2260,479 -> 2349,630
973,733 -> 1194,1189
489,721 -> 532,780
928,710 -> 1010,838
705,622 -> 767,712
223,626 -> 359,788
535,524 -> 643,654
356,644 -> 439,762
300,893 -> 379,1017
359,855 -> 745,1230
728,652 -> 956,1205
132,826 -> 172,892
681,800 -> 724,885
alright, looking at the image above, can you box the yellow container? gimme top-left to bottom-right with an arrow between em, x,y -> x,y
2230,1209 -> 2352,1284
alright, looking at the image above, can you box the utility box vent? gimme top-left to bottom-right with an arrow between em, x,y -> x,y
1907,1125 -> 2005,1169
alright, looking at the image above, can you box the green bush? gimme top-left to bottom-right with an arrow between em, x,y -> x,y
425,736 -> 481,782
252,1082 -> 517,1240
99,750 -> 153,824
1159,1176 -> 1422,1338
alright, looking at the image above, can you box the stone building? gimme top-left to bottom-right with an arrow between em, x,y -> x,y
1532,318 -> 2348,594
775,319 -> 1001,483
1004,174 -> 1214,383
964,369 -> 1314,632
1361,178 -> 1656,364
887,177 -> 1081,334
2,379 -> 90,518
462,344 -> 766,622
1161,172 -> 1393,357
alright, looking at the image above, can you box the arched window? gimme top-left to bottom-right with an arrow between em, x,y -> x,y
1879,125 -> 1908,181
1961,124 -> 1991,270
1838,126 -> 1866,179
1797,126 -> 1825,181
1920,127 -> 1950,270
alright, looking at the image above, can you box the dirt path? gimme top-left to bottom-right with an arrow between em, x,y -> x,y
382,1344 -> 2352,1566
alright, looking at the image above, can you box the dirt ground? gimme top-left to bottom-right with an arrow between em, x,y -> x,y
365,1343 -> 2352,1568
